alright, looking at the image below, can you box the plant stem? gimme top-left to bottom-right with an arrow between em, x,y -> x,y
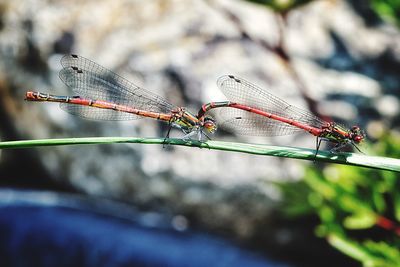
0,137 -> 399,173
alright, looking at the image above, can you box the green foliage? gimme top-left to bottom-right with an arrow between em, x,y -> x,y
277,133 -> 400,266
244,0 -> 315,13
244,0 -> 400,27
370,0 -> 400,27
328,235 -> 400,266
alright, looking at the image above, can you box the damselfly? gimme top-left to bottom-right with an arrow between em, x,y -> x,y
25,55 -> 217,140
197,75 -> 365,154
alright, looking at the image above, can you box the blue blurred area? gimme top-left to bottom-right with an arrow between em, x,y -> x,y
0,190 -> 289,267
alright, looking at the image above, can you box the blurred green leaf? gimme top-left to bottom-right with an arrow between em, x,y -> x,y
328,234 -> 375,263
304,168 -> 337,199
276,133 -> 400,266
343,211 -> 377,229
244,0 -> 316,13
308,191 -> 323,207
371,0 -> 400,27
318,205 -> 336,223
372,189 -> 386,213
364,241 -> 400,266
274,180 -> 314,217
338,194 -> 371,214
393,191 -> 400,221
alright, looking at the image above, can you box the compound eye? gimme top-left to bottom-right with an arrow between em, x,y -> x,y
353,135 -> 363,143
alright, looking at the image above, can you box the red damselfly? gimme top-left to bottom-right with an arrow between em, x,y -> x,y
197,75 -> 365,154
25,55 -> 217,140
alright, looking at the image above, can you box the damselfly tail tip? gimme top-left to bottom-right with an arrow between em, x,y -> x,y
25,91 -> 48,102
25,91 -> 35,101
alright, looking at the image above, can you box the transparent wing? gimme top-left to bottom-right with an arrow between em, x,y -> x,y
217,75 -> 325,129
216,108 -> 305,136
59,103 -> 139,121
58,54 -> 176,120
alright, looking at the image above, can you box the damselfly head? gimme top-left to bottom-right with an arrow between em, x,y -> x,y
350,126 -> 365,143
203,116 -> 217,133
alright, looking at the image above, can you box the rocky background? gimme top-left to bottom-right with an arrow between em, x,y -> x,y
0,0 -> 399,266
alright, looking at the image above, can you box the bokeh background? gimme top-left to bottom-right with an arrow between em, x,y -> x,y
0,0 -> 399,266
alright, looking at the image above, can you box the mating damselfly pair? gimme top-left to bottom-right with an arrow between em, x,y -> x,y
25,54 -> 365,155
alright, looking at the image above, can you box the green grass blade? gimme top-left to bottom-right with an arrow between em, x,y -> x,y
327,234 -> 376,264
0,137 -> 399,172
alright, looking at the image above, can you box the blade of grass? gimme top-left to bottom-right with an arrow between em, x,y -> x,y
0,137 -> 399,172
327,234 -> 377,264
